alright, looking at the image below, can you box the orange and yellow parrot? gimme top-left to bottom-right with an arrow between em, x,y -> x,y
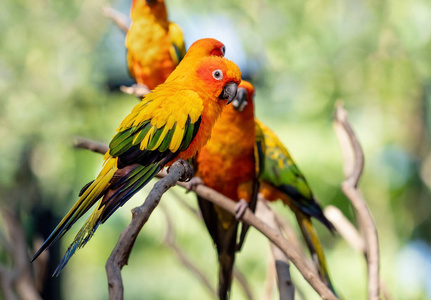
256,119 -> 337,293
126,0 -> 187,89
32,38 -> 241,275
189,81 -> 262,300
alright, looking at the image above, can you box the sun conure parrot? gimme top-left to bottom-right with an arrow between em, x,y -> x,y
188,81 -> 262,300
255,119 -> 337,293
31,38 -> 241,276
126,0 -> 187,90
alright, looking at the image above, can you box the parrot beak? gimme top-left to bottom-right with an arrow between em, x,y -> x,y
146,0 -> 157,5
232,87 -> 248,112
219,82 -> 238,104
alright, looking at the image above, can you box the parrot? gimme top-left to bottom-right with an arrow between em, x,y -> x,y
126,0 -> 187,90
256,118 -> 337,293
188,81 -> 262,300
31,38 -> 241,276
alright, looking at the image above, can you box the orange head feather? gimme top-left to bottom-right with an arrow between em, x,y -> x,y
183,38 -> 226,60
131,0 -> 167,21
165,39 -> 240,95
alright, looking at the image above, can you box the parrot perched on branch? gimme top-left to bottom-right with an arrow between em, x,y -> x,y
189,81 -> 262,300
126,0 -> 186,90
256,118 -> 337,294
32,38 -> 241,275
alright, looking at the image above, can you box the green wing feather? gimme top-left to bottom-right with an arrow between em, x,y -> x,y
256,119 -> 337,295
168,22 -> 186,64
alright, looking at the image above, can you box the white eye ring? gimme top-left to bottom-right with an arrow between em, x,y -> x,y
212,69 -> 223,81
221,46 -> 226,56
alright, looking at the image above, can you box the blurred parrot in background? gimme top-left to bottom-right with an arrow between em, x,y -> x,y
31,38 -> 241,275
126,0 -> 186,90
256,118 -> 337,294
189,81 -> 262,300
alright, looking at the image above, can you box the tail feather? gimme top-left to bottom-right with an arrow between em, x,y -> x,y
50,159 -> 165,275
31,158 -> 118,262
296,211 -> 337,295
218,253 -> 235,300
53,207 -> 103,276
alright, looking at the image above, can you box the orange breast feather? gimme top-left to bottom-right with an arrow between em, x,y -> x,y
196,104 -> 256,202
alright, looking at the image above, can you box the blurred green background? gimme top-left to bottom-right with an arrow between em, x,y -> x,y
1,0 -> 431,299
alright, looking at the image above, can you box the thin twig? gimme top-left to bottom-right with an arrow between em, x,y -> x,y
324,205 -> 365,253
324,206 -> 393,300
169,189 -> 201,218
180,179 -> 337,299
256,200 -> 295,300
105,160 -> 186,300
160,204 -> 217,299
271,200 -> 310,264
262,247 -> 276,300
0,228 -> 14,255
169,189 -> 254,299
120,84 -> 151,98
0,208 -> 42,300
102,6 -> 129,34
76,138 -> 336,299
232,267 -> 254,300
334,102 -> 380,300
73,137 -> 108,154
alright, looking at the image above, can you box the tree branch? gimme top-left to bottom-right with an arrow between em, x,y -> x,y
168,189 -> 254,300
75,137 -> 336,299
324,206 -> 393,300
0,208 -> 42,300
256,200 -> 295,300
324,205 -> 365,253
102,6 -> 129,34
120,84 -> 151,99
334,102 -> 380,300
73,137 -> 108,154
181,180 -> 337,299
160,204 -> 218,299
105,160 -> 186,300
232,267 -> 254,300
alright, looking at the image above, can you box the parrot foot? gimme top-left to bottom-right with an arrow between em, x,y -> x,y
185,177 -> 203,193
168,159 -> 194,182
235,199 -> 248,220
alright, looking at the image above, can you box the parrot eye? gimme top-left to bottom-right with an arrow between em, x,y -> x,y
221,46 -> 226,57
212,69 -> 223,81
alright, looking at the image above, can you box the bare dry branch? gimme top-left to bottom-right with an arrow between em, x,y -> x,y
325,206 -> 393,300
102,6 -> 129,34
76,138 -> 336,299
120,84 -> 151,98
256,200 -> 295,300
324,205 -> 365,253
105,160 -> 186,300
169,189 -> 254,300
334,102 -> 380,300
181,180 -> 337,299
160,204 -> 217,299
73,137 -> 108,154
169,189 -> 202,218
232,267 -> 254,300
262,248 -> 276,300
0,208 -> 42,300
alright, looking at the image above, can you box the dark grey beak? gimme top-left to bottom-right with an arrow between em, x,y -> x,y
232,87 -> 248,111
146,0 -> 157,4
219,82 -> 238,104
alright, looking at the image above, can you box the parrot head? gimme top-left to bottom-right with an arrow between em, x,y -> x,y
131,0 -> 167,20
232,80 -> 255,112
184,38 -> 226,60
165,38 -> 241,104
194,56 -> 241,105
